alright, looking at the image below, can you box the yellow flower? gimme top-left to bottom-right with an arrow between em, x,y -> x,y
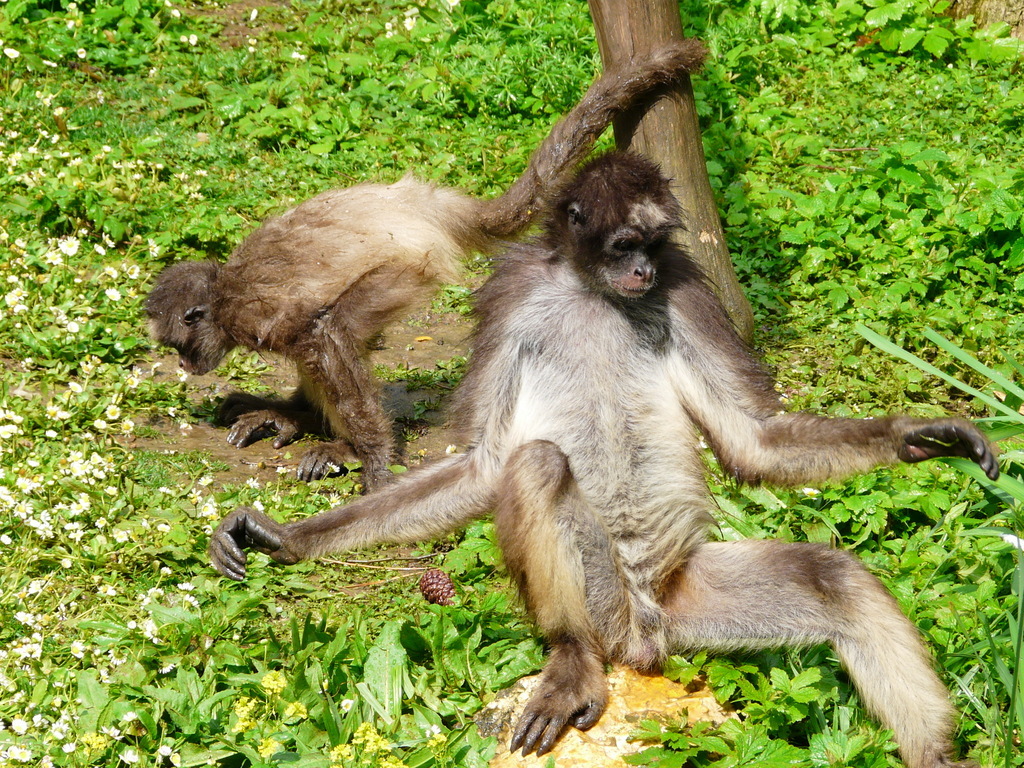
427,733 -> 446,749
81,732 -> 109,751
260,670 -> 288,696
352,722 -> 390,753
231,697 -> 258,733
257,738 -> 282,759
329,743 -> 354,766
283,701 -> 307,721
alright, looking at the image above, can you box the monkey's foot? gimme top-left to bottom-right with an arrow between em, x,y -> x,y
208,507 -> 300,581
510,645 -> 608,757
899,419 -> 999,480
296,441 -> 362,483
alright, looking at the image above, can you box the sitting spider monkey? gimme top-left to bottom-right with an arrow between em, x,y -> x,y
209,152 -> 998,767
145,41 -> 707,490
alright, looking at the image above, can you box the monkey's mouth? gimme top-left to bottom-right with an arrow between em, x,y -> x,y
180,356 -> 216,376
612,277 -> 654,298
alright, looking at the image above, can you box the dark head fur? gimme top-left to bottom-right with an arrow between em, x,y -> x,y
146,260 -> 233,375
545,152 -> 684,301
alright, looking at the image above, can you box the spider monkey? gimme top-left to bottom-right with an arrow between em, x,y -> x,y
209,152 -> 997,767
145,41 -> 707,490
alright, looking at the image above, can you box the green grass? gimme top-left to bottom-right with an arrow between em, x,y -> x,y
0,0 -> 1022,766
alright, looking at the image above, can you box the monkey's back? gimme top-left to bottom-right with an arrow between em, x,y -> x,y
213,178 -> 489,350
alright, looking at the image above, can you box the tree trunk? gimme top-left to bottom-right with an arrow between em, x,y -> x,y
588,0 -> 755,341
949,0 -> 1024,38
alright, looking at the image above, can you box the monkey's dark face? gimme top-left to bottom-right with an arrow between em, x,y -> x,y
146,261 -> 233,375
555,154 -> 681,301
567,204 -> 667,299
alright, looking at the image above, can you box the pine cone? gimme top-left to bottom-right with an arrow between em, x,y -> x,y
419,568 -> 456,606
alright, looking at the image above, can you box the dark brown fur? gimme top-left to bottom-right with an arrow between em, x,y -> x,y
208,152 -> 997,766
146,41 -> 707,488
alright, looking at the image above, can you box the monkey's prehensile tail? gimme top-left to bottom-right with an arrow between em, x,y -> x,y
477,39 -> 708,237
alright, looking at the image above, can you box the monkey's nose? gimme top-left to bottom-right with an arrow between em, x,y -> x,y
634,264 -> 654,281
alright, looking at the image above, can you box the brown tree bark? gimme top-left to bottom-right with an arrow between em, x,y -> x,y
587,0 -> 755,341
949,0 -> 1024,39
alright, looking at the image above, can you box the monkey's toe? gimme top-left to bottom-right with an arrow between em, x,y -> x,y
295,442 -> 361,483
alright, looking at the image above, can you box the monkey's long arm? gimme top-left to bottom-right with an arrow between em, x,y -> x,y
209,452 -> 497,581
704,408 -> 998,486
670,286 -> 998,486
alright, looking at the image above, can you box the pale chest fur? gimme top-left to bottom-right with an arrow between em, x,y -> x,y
478,273 -> 715,566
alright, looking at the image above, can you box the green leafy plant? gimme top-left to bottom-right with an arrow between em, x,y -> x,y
859,325 -> 1024,767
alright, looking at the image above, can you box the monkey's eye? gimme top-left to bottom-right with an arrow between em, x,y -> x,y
612,235 -> 643,252
183,307 -> 206,326
567,203 -> 586,227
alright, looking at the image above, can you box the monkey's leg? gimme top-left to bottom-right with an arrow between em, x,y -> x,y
496,440 -> 661,756
662,540 -> 974,768
292,321 -> 395,489
210,451 -> 496,580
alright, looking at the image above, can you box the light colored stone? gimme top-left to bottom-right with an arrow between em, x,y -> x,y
480,665 -> 735,767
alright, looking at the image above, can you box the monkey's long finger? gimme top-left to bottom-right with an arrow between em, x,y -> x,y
271,422 -> 300,449
534,716 -> 571,757
957,426 -> 1000,480
509,713 -> 540,755
209,534 -> 248,581
227,421 -> 272,448
296,454 -> 331,482
978,444 -> 1000,481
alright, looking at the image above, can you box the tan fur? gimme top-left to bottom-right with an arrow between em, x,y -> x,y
148,41 -> 708,486
209,152 -> 995,766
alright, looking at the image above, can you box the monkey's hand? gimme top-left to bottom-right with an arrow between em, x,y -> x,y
510,659 -> 608,757
208,506 -> 301,581
225,409 -> 306,450
899,420 -> 999,481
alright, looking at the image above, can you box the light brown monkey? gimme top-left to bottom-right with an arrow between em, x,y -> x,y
145,40 -> 707,489
209,152 -> 998,767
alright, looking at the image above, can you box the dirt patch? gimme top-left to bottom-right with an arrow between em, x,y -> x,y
191,0 -> 289,49
129,306 -> 473,488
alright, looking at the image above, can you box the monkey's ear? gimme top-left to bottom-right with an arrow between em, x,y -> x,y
567,203 -> 586,227
183,306 -> 207,326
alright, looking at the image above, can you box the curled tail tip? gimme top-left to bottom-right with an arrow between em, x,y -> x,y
626,38 -> 708,76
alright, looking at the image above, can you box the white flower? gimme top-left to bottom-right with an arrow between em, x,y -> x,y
10,717 -> 29,735
105,287 -> 122,301
3,48 -> 20,59
7,745 -> 32,763
58,236 -> 80,256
